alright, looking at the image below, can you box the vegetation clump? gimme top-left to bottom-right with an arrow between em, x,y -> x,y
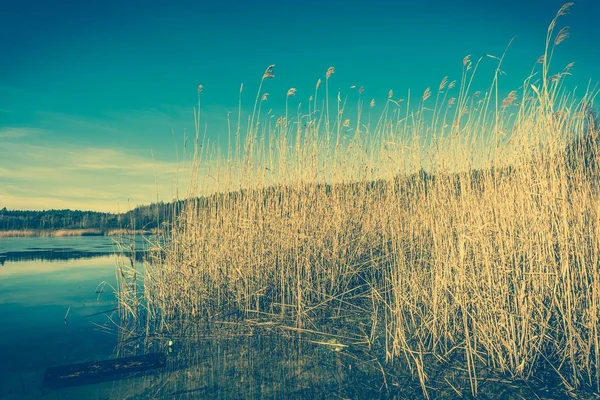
119,3 -> 600,397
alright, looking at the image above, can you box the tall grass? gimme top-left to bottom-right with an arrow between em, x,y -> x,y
121,3 -> 600,397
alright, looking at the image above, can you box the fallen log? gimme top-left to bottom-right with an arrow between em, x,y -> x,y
43,352 -> 167,388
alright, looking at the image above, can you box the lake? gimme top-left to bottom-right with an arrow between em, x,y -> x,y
0,236 -> 138,399
0,236 -> 407,399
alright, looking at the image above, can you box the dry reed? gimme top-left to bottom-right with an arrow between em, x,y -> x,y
119,4 -> 600,397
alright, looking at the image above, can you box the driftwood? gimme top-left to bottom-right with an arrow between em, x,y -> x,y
43,352 -> 166,388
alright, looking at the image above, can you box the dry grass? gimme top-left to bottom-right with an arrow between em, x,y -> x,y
119,4 -> 600,397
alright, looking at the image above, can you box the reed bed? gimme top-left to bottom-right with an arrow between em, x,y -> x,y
119,4 -> 600,397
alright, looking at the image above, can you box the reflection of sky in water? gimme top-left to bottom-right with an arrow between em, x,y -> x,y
0,235 -> 117,253
0,235 -> 151,253
0,238 -> 127,397
0,234 -> 154,267
0,256 -> 124,306
0,255 -> 120,277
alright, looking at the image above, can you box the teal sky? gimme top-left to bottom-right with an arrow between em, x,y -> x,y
1,0 -> 599,212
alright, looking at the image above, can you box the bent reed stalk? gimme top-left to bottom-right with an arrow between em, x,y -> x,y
121,4 -> 600,397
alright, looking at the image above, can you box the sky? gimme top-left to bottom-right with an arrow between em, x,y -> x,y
1,0 -> 599,212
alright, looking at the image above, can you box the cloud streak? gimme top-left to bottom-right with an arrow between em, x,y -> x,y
0,127 -> 42,139
0,127 -> 189,212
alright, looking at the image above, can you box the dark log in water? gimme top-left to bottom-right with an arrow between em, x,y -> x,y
42,353 -> 166,388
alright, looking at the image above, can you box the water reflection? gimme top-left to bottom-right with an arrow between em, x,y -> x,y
97,322 -> 599,399
0,235 -> 152,265
0,249 -> 148,265
0,253 -> 120,399
89,323 -> 416,399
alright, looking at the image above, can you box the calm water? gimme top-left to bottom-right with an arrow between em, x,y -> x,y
0,236 -> 131,399
0,236 -> 400,399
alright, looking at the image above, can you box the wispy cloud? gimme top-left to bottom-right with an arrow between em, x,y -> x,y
0,127 -> 42,139
0,127 -> 191,212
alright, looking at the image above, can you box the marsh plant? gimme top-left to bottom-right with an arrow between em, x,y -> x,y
119,3 -> 600,397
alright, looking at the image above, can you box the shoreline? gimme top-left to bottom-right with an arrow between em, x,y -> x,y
0,229 -> 156,238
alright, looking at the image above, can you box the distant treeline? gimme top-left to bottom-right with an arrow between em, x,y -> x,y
0,202 -> 181,232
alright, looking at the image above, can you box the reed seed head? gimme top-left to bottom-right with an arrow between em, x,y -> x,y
564,62 -> 575,72
501,90 -> 517,107
423,87 -> 431,102
439,76 -> 448,91
463,55 -> 471,66
549,73 -> 562,83
557,2 -> 574,17
555,26 -> 570,46
326,66 -> 335,80
263,64 -> 276,79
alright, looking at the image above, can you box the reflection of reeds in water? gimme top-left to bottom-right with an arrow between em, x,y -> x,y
117,3 -> 600,398
108,323 -> 419,399
115,235 -> 142,330
107,321 -> 579,399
